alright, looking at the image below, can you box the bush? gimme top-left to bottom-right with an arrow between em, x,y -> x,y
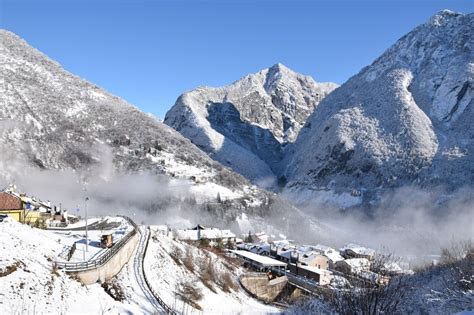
440,240 -> 473,266
177,281 -> 203,310
183,248 -> 194,273
102,281 -> 125,301
329,276 -> 410,315
169,246 -> 183,265
218,271 -> 238,293
199,238 -> 210,248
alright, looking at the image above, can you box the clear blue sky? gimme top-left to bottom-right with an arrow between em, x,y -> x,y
1,0 -> 472,118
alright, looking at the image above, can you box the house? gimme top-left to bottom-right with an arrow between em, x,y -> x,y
289,264 -> 333,285
176,225 -> 236,243
236,242 -> 273,256
298,251 -> 330,270
340,243 -> 376,260
230,250 -> 287,273
311,244 -> 345,269
0,191 -> 25,222
336,258 -> 371,274
273,244 -> 297,263
0,187 -> 66,227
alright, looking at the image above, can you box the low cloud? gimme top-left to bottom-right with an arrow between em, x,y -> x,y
283,185 -> 474,264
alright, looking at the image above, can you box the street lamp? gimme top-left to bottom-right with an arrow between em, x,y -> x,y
85,197 -> 89,252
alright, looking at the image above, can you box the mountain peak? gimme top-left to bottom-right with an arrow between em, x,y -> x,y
268,63 -> 290,72
428,9 -> 463,26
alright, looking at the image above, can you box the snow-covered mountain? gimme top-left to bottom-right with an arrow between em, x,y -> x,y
0,29 -> 313,230
164,63 -> 337,186
283,10 -> 473,196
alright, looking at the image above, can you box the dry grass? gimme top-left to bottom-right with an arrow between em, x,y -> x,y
169,246 -> 183,266
183,248 -> 195,273
218,270 -> 238,293
102,280 -> 126,301
0,261 -> 23,277
177,281 -> 203,310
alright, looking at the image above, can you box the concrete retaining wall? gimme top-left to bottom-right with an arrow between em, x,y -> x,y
72,232 -> 139,285
240,273 -> 288,303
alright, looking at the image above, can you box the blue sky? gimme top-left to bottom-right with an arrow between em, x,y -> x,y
1,0 -> 472,118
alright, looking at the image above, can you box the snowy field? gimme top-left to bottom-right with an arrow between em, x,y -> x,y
0,218 -> 143,314
51,216 -> 133,262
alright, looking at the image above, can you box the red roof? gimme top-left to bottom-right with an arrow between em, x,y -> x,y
0,192 -> 22,210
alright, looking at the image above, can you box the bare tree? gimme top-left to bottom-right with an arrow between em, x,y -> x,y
330,276 -> 411,315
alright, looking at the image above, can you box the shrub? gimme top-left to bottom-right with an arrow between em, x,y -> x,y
177,281 -> 203,310
199,238 -> 210,248
440,240 -> 473,266
183,248 -> 194,273
218,271 -> 238,293
169,246 -> 183,265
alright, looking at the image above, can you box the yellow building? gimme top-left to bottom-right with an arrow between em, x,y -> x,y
0,192 -> 25,222
0,191 -> 50,226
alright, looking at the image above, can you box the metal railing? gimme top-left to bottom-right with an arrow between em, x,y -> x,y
141,226 -> 177,315
55,215 -> 137,272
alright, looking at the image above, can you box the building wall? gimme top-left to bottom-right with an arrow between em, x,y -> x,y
71,233 -> 139,285
24,211 -> 49,225
305,255 -> 329,270
0,209 -> 24,222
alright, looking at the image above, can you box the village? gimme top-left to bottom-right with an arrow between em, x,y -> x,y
173,223 -> 410,304
0,185 -> 411,311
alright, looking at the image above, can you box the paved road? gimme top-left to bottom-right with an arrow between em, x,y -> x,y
128,226 -> 164,314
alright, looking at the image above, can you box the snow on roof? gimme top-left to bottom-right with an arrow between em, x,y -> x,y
342,258 -> 371,268
278,249 -> 295,259
359,270 -> 380,282
176,227 -> 236,240
340,243 -> 375,256
273,239 -> 291,247
298,264 -> 332,275
300,244 -> 345,263
384,261 -> 403,272
230,250 -> 287,267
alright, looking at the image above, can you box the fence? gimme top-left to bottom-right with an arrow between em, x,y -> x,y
55,215 -> 137,272
67,243 -> 77,261
141,226 -> 177,315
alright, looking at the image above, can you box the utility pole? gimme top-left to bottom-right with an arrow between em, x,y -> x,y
85,196 -> 89,252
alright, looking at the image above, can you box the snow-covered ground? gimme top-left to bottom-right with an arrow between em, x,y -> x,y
0,218 -> 143,314
115,226 -> 164,314
144,225 -> 281,314
51,216 -> 133,262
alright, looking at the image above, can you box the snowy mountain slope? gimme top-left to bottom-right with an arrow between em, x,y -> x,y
164,63 -> 337,185
0,29 -> 241,187
0,29 -> 283,217
283,10 -> 473,194
144,226 -> 280,314
0,218 -> 144,314
0,29 -> 324,236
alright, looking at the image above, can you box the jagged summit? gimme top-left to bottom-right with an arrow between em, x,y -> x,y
164,64 -> 338,185
428,9 -> 463,26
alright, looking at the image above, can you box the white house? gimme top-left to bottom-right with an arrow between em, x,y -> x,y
340,243 -> 376,260
176,225 -> 236,242
336,258 -> 371,274
310,244 -> 345,269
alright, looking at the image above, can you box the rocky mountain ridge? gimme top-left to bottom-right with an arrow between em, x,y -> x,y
283,10 -> 473,198
0,29 -> 312,230
164,63 -> 337,185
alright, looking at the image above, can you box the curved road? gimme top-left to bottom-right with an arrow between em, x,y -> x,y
128,226 -> 164,314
